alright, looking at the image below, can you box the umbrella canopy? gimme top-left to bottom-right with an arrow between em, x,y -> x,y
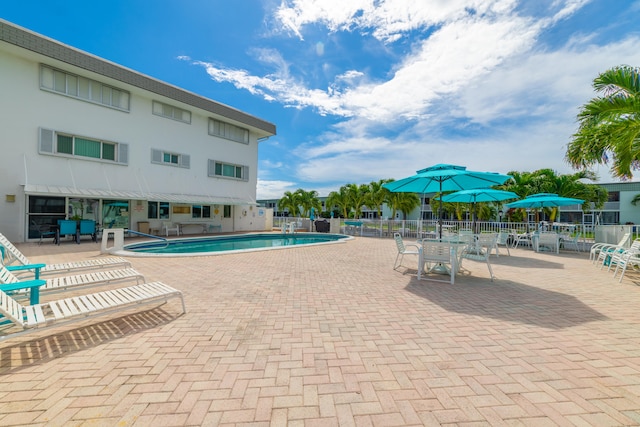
504,193 -> 584,209
383,164 -> 512,238
440,188 -> 519,204
440,189 -> 518,233
383,164 -> 512,194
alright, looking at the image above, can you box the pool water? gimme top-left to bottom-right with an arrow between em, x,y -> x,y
123,233 -> 350,255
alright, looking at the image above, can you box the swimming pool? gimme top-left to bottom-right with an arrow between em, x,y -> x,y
121,233 -> 352,256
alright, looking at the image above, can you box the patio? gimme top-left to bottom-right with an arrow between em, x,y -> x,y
1,236 -> 640,425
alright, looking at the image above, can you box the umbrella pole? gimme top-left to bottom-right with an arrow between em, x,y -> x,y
438,182 -> 443,240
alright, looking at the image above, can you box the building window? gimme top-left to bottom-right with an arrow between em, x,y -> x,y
152,101 -> 191,124
208,160 -> 248,181
192,205 -> 212,219
151,149 -> 190,168
38,128 -> 128,164
208,118 -> 249,144
40,64 -> 130,111
223,205 -> 232,218
148,201 -> 170,219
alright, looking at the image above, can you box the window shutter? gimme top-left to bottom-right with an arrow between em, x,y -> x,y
39,127 -> 55,153
117,143 -> 129,164
243,166 -> 249,182
151,148 -> 162,163
207,159 -> 215,177
180,154 -> 190,169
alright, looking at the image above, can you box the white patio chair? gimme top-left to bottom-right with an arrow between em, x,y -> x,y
496,231 -> 511,256
460,245 -> 494,281
537,232 -> 560,254
600,238 -> 640,270
560,232 -> 581,252
612,248 -> 640,282
477,232 -> 499,257
512,230 -> 531,248
162,221 -> 180,236
393,233 -> 421,271
418,240 -> 457,284
591,232 -> 631,264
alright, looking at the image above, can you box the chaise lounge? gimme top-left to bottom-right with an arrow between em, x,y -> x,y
0,281 -> 185,342
0,232 -> 131,276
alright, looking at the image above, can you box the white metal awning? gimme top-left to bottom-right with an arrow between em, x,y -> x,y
23,184 -> 255,205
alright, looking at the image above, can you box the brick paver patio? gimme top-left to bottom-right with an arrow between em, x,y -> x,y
1,236 -> 640,426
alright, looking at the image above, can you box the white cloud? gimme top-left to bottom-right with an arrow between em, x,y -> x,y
257,179 -> 297,199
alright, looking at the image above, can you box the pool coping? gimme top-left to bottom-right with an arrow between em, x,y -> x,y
109,232 -> 354,257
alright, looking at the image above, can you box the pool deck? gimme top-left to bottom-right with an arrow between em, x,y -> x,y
1,236 -> 640,425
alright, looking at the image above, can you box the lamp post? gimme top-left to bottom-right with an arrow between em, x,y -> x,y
498,210 -> 503,229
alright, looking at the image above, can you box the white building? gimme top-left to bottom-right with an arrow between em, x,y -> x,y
0,19 -> 276,243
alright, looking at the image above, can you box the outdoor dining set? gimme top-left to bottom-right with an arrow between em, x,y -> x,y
385,163 -> 589,285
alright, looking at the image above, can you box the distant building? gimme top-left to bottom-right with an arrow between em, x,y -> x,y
0,19 -> 276,242
258,182 -> 640,225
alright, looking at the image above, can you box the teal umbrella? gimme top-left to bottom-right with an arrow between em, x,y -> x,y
505,193 -> 584,209
440,189 -> 518,233
383,164 -> 512,238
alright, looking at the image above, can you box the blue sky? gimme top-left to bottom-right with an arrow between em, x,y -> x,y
3,1 -> 640,199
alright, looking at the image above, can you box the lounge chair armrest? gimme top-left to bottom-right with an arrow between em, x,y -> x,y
6,263 -> 46,272
6,263 -> 46,279
0,279 -> 46,292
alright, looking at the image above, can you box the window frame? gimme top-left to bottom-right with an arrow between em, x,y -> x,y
151,148 -> 190,169
152,101 -> 191,124
208,159 -> 248,181
208,118 -> 250,144
40,64 -> 130,111
38,128 -> 128,165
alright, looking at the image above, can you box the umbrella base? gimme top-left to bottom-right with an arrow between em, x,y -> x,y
428,263 -> 451,275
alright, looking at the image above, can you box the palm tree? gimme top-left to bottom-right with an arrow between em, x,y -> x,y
278,191 -> 300,217
295,189 -> 321,217
367,179 -> 393,219
345,183 -> 370,219
326,185 -> 352,218
566,65 -> 640,179
386,192 -> 420,220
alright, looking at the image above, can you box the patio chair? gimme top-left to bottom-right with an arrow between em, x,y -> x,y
536,232 -> 560,254
1,263 -> 145,304
496,231 -> 511,256
560,232 -> 581,252
0,280 -> 185,342
418,241 -> 457,284
512,230 -> 531,249
31,220 -> 57,245
612,248 -> 640,282
0,232 -> 131,276
476,233 -> 499,257
162,222 -> 180,237
460,244 -> 494,281
599,238 -> 640,270
590,232 -> 631,264
393,233 -> 421,271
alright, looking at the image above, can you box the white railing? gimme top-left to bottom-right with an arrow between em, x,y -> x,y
273,216 -> 604,243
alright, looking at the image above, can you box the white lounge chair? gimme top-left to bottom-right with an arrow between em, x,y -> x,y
393,233 -> 420,271
1,263 -> 145,304
0,281 -> 185,342
0,232 -> 131,276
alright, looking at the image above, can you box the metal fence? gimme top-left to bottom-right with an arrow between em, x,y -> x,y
273,217 -> 640,249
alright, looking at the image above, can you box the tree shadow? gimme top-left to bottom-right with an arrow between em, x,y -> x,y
0,307 -> 181,374
405,277 -> 608,329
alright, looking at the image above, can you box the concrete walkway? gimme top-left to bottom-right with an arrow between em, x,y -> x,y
1,237 -> 639,426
